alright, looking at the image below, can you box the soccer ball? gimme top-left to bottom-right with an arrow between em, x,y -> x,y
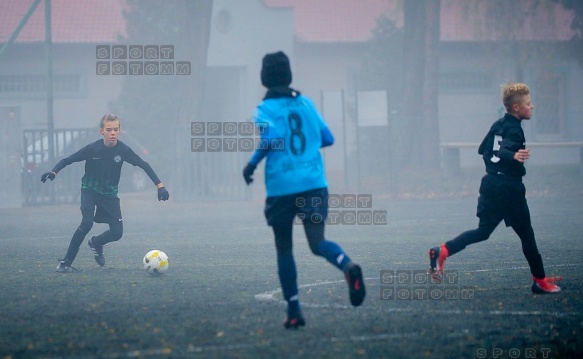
143,250 -> 169,275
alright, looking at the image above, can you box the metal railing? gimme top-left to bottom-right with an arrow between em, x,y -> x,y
22,128 -> 93,205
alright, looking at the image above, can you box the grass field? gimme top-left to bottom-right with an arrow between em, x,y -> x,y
1,171 -> 582,358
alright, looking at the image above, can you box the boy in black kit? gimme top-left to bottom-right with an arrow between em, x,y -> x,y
428,82 -> 562,293
41,114 -> 169,272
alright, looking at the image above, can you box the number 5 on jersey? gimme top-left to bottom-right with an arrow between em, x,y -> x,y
490,135 -> 502,163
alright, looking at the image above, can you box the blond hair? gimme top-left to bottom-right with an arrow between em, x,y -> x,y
501,82 -> 530,112
100,113 -> 120,128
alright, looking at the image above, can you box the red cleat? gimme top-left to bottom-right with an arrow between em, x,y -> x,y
532,276 -> 562,294
429,244 -> 449,283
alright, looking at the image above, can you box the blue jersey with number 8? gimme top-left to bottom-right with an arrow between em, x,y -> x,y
253,94 -> 329,197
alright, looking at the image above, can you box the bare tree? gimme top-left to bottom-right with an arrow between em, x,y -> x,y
112,0 -> 213,175
553,0 -> 583,68
401,0 -> 441,169
177,0 -> 212,128
422,0 -> 441,169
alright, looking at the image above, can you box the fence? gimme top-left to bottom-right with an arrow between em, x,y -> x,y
171,124 -> 250,201
21,128 -> 93,206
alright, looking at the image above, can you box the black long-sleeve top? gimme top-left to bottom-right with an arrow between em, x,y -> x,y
52,140 -> 161,197
478,113 -> 527,178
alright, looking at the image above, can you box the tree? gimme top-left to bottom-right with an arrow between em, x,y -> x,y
360,0 -> 583,175
111,0 -> 212,174
357,14 -> 404,96
553,0 -> 583,68
359,1 -> 441,171
421,0 -> 441,170
401,0 -> 441,169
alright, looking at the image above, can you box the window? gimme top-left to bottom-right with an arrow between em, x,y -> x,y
440,71 -> 493,90
0,74 -> 82,95
535,72 -> 565,138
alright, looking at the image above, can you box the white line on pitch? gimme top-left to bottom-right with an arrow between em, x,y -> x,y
255,266 -> 582,317
255,262 -> 579,302
470,263 -> 579,273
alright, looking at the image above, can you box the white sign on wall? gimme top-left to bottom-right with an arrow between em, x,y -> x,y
357,91 -> 388,127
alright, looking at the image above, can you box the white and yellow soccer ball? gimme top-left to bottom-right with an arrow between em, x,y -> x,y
143,250 -> 169,275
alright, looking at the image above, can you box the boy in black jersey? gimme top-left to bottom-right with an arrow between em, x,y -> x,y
428,82 -> 562,293
41,114 -> 169,272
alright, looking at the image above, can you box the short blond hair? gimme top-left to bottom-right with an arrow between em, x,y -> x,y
100,113 -> 120,128
501,82 -> 530,112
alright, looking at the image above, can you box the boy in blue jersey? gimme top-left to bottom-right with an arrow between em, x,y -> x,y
41,114 -> 169,272
243,51 -> 366,329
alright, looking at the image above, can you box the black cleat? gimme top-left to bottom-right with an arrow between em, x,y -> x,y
56,260 -> 78,273
345,262 -> 366,307
88,237 -> 105,267
283,310 -> 305,329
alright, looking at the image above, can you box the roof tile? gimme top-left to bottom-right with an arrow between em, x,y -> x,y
0,0 -> 127,43
0,0 -> 575,44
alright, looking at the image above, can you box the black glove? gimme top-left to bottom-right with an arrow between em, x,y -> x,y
243,163 -> 256,185
41,172 -> 56,183
157,186 -> 169,201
